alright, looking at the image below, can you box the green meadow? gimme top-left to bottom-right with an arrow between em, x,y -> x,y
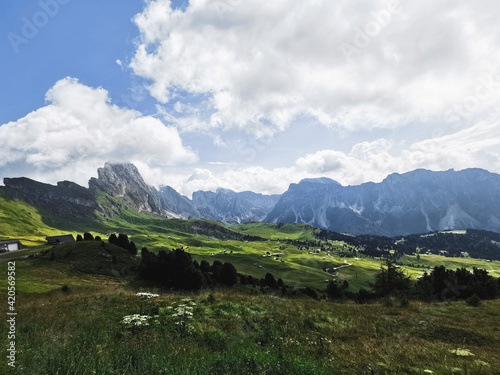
1,195 -> 500,373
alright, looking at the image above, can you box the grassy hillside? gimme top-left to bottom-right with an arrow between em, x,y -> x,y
2,195 -> 499,292
230,222 -> 320,241
0,191 -> 66,246
37,241 -> 139,277
1,251 -> 499,374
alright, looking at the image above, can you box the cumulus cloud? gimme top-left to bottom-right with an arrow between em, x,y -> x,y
130,0 -> 500,137
0,77 -> 197,186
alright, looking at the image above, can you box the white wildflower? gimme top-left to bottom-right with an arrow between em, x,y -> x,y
449,348 -> 475,357
121,314 -> 152,327
136,292 -> 159,299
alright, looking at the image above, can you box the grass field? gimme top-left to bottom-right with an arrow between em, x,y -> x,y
230,222 -> 320,241
1,248 -> 499,374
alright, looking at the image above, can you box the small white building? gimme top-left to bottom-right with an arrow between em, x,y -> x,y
0,239 -> 23,252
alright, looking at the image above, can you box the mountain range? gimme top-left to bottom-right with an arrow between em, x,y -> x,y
2,162 -> 500,237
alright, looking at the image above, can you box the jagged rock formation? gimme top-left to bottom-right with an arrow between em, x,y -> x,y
192,188 -> 280,223
1,162 -> 181,220
88,163 -> 179,218
266,169 -> 500,236
158,186 -> 201,219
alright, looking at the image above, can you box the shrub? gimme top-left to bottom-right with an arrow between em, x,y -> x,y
326,279 -> 347,300
466,293 -> 481,307
207,293 -> 216,304
300,287 -> 318,299
399,296 -> 410,308
264,273 -> 277,289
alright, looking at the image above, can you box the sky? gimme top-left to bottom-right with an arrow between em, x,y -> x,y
1,0 -> 500,197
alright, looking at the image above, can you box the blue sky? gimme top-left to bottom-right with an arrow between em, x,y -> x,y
1,0 -> 150,122
1,0 -> 500,196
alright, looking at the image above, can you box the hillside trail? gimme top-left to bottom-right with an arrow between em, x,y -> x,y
0,248 -> 32,264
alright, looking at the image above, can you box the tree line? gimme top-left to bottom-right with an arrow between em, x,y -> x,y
326,260 -> 500,305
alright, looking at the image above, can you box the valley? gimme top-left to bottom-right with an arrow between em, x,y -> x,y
1,166 -> 500,374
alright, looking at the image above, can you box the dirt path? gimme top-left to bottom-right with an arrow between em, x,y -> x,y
0,248 -> 33,264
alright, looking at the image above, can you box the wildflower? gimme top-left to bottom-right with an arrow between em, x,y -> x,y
474,360 -> 490,367
449,348 -> 474,357
136,292 -> 159,299
121,314 -> 152,328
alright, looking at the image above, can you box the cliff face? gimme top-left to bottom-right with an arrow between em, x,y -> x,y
158,186 -> 201,219
2,177 -> 98,218
192,188 -> 280,223
88,163 -> 176,216
266,169 -> 500,236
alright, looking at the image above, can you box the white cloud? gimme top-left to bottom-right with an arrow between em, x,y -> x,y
170,119 -> 500,196
0,77 -> 197,186
2,75 -> 497,195
130,0 -> 500,137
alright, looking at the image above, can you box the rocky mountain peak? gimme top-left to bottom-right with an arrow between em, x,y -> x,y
89,162 -> 147,197
89,162 -> 171,216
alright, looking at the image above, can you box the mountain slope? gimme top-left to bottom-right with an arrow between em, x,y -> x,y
266,169 -> 500,236
192,188 -> 280,223
158,186 -> 202,219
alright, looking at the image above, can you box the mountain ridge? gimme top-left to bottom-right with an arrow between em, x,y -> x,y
267,168 -> 500,236
2,163 -> 500,236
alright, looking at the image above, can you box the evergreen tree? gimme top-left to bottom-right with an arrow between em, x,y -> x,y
326,279 -> 348,299
127,241 -> 138,256
220,262 -> 238,286
183,265 -> 205,290
117,234 -> 129,249
211,260 -> 223,283
108,234 -> 117,245
373,260 -> 411,297
200,260 -> 211,273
